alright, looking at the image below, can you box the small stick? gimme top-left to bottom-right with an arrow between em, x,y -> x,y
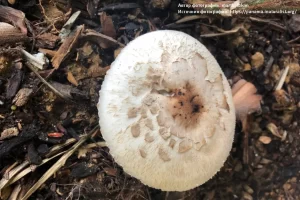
275,66 -> 290,91
249,17 -> 286,32
25,62 -> 71,101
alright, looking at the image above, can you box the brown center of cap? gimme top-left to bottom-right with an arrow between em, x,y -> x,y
167,82 -> 203,129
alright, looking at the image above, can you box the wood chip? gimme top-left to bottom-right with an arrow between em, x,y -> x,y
52,25 -> 84,69
12,88 -> 33,106
0,127 -> 19,140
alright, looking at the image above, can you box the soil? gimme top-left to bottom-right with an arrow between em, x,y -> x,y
0,0 -> 299,200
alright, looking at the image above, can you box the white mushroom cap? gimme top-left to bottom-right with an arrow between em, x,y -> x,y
97,30 -> 236,191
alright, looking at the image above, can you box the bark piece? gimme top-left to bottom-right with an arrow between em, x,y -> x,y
52,25 -> 83,69
0,5 -> 27,34
0,22 -> 28,45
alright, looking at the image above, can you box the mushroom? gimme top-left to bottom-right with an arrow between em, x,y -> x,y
232,78 -> 262,130
98,30 -> 237,191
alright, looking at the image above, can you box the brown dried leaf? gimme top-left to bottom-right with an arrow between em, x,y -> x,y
100,12 -> 117,39
36,33 -> 59,49
67,71 -> 79,86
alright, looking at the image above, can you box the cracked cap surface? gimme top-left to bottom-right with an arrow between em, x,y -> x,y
97,30 -> 236,191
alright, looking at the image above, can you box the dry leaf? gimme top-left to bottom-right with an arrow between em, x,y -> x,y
100,12 -> 116,39
36,33 -> 59,49
67,71 -> 79,86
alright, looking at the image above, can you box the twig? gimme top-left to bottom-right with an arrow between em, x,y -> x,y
242,116 -> 249,165
201,28 -> 241,38
82,29 -> 125,48
165,15 -> 207,28
38,0 -> 59,34
21,126 -> 99,200
21,49 -> 47,70
80,141 -> 106,149
25,62 -> 72,101
275,66 -> 290,90
287,35 -> 300,44
249,17 -> 286,32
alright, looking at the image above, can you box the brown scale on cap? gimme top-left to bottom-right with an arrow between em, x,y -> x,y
167,82 -> 204,130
